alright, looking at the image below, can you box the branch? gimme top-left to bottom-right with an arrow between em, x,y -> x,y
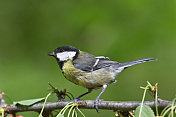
6,99 -> 173,114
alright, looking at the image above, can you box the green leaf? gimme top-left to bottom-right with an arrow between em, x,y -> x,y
57,114 -> 64,117
135,104 -> 155,117
38,93 -> 52,117
13,98 -> 45,106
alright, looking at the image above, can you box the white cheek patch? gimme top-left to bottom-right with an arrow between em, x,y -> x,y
56,51 -> 76,61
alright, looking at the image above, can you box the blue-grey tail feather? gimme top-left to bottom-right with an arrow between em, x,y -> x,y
118,58 -> 157,68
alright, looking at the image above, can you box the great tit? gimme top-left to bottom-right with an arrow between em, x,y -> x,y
48,45 -> 156,111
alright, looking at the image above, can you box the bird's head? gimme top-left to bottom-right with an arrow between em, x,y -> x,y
48,46 -> 80,62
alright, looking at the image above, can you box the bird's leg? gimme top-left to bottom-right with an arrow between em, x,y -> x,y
74,89 -> 92,102
93,85 -> 107,112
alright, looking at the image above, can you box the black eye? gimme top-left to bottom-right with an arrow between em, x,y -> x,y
59,49 -> 64,52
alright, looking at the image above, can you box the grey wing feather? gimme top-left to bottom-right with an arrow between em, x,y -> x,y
73,53 -> 157,72
73,52 -> 97,72
74,64 -> 93,72
73,52 -> 119,72
93,57 -> 119,70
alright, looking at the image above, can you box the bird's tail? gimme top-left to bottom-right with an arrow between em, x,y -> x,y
118,58 -> 157,68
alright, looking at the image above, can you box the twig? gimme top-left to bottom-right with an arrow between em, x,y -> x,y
5,99 -> 173,114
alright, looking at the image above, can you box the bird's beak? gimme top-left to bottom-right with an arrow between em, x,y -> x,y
48,52 -> 54,56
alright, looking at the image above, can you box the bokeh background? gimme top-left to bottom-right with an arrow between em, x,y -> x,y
0,0 -> 176,116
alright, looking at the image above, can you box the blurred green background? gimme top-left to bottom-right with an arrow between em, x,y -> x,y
0,0 -> 176,116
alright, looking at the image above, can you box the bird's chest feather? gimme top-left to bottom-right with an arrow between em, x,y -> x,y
62,59 -> 114,89
62,59 -> 82,84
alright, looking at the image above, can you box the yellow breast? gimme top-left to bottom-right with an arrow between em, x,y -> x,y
62,59 -> 113,89
62,59 -> 83,85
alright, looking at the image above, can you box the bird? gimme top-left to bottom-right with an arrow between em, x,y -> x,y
48,45 -> 157,111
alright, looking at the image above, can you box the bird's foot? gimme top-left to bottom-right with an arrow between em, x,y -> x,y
74,98 -> 79,103
93,99 -> 103,112
74,98 -> 84,103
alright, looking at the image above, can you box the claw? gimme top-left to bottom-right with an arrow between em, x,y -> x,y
74,89 -> 92,103
74,98 -> 79,103
93,100 -> 99,112
93,85 -> 108,112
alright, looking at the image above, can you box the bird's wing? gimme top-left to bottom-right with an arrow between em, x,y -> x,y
92,56 -> 119,71
73,51 -> 118,72
73,51 -> 97,72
